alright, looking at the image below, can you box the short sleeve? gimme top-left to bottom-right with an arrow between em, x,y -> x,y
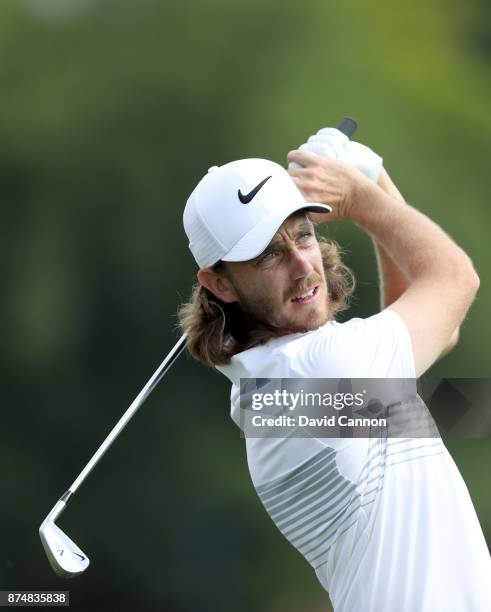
288,308 -> 416,378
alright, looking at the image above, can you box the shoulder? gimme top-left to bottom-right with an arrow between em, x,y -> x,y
277,309 -> 415,378
279,309 -> 400,355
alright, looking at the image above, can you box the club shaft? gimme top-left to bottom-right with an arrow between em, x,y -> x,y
67,334 -> 187,496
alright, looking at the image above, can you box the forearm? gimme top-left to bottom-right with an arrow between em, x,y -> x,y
351,181 -> 478,284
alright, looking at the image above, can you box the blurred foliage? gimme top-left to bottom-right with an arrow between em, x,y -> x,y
1,0 -> 490,610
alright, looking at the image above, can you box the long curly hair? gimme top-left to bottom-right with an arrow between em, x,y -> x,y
177,235 -> 356,367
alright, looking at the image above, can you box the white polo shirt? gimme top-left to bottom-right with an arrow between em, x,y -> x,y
217,308 -> 491,611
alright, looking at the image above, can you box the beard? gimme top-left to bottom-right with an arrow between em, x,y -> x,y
231,274 -> 330,336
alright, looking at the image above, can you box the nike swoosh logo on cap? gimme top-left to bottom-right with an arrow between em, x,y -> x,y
238,175 -> 272,204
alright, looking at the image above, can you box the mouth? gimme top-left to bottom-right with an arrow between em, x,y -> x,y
290,285 -> 319,305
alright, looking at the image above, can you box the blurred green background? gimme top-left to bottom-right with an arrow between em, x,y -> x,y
1,0 -> 490,610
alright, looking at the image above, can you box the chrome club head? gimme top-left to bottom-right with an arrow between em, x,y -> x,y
39,500 -> 89,578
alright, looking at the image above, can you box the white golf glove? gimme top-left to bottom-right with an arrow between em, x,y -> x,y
288,127 -> 383,183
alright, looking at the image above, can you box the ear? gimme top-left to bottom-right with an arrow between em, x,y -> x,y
197,267 -> 239,304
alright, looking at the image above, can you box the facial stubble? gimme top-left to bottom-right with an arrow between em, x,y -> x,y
230,274 -> 330,335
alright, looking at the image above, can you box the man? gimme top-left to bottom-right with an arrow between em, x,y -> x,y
179,128 -> 491,611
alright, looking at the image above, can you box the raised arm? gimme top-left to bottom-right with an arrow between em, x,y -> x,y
375,168 -> 460,357
287,149 -> 479,377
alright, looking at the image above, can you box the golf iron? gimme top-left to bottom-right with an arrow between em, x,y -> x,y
39,333 -> 187,577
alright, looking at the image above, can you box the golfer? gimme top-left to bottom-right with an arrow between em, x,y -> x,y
179,128 -> 491,611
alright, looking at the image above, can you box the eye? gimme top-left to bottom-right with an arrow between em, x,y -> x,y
298,231 -> 313,242
258,251 -> 275,264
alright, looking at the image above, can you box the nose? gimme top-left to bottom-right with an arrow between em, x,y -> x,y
289,247 -> 314,279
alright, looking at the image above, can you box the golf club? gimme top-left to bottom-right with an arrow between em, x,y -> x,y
39,333 -> 187,577
39,115 -> 358,578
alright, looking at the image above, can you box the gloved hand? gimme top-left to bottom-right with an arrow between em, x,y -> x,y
288,127 -> 383,183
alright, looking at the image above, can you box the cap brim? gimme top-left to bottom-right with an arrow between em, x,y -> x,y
221,202 -> 332,263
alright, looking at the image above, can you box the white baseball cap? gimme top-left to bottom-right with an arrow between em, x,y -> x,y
183,158 -> 332,268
